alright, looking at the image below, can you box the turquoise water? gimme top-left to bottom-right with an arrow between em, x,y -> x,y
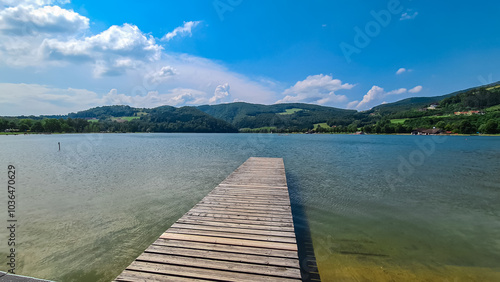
0,133 -> 499,281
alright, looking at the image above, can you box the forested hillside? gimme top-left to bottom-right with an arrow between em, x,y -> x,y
1,82 -> 499,134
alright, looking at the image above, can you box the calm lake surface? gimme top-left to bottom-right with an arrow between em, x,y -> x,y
0,133 -> 499,281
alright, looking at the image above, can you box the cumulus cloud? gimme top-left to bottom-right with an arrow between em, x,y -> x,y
0,0 -> 162,74
103,88 -> 209,108
351,85 -> 422,110
277,74 -> 353,106
409,85 -> 422,93
0,1 -> 90,65
400,10 -> 418,20
42,23 -> 163,76
43,24 -> 161,59
209,83 -> 231,104
0,1 -> 280,113
162,21 -> 201,41
0,4 -> 89,35
396,67 -> 413,75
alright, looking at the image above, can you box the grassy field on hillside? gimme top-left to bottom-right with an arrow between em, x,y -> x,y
278,108 -> 304,115
314,123 -> 330,129
390,119 -> 408,124
111,116 -> 141,122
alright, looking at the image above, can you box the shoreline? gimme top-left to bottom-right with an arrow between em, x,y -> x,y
2,132 -> 499,137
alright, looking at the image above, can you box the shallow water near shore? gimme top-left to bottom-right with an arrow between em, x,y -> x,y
0,133 -> 499,281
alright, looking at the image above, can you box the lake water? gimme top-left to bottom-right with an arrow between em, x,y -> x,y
0,133 -> 499,281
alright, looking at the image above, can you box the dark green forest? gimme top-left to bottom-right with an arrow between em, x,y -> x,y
2,82 -> 500,134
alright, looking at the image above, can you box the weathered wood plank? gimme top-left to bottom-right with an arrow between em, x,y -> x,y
176,218 -> 295,232
144,244 -> 300,268
126,261 -> 300,282
196,201 -> 292,211
165,227 -> 297,243
115,270 -> 206,282
135,252 -> 301,278
161,230 -> 298,251
171,223 -> 296,237
189,207 -> 291,217
180,215 -> 295,227
152,239 -> 299,259
194,203 -> 292,213
186,212 -> 294,222
192,206 -> 292,215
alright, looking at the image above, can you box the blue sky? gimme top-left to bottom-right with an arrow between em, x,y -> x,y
0,0 -> 499,115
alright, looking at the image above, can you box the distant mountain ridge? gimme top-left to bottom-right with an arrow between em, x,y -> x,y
2,81 -> 499,134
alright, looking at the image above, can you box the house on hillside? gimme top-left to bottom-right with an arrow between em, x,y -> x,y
427,103 -> 439,110
411,128 -> 443,135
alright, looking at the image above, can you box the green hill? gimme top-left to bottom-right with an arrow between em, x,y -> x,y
197,102 -> 357,130
3,81 -> 500,135
68,105 -> 144,119
47,105 -> 237,133
371,81 -> 500,115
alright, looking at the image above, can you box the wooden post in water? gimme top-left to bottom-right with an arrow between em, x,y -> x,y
114,157 -> 302,281
58,142 -> 60,151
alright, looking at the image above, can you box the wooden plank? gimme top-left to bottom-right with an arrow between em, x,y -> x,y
176,218 -> 295,232
161,232 -> 298,251
218,183 -> 288,188
165,227 -> 297,243
115,270 -> 206,281
201,195 -> 290,203
152,239 -> 299,259
196,201 -> 292,211
171,223 -> 296,237
144,244 -> 300,268
192,205 -> 292,215
209,190 -> 290,197
194,203 -> 292,213
205,194 -> 290,202
127,261 -> 300,282
186,212 -> 294,222
210,188 -> 290,195
114,157 -> 302,281
180,215 -> 295,227
189,207 -> 291,217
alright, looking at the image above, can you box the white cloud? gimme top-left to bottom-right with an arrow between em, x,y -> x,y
0,82 -> 101,115
346,100 -> 359,109
353,85 -> 415,110
0,2 -> 280,114
0,0 -> 70,7
102,88 -> 209,108
277,74 -> 353,106
396,67 -> 413,75
409,85 -> 422,93
42,23 -> 163,76
162,21 -> 201,41
400,10 -> 418,21
0,4 -> 88,35
0,82 -> 215,115
209,83 -> 231,104
146,65 -> 177,85
43,24 -> 161,59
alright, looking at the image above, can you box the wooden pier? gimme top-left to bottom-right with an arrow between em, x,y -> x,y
115,157 -> 302,281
